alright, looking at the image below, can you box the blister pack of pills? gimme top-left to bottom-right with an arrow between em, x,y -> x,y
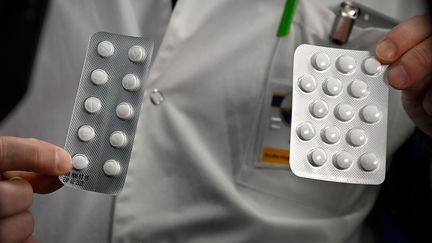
290,44 -> 388,185
59,32 -> 154,194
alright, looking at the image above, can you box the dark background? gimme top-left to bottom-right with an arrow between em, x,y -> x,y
0,1 -> 49,122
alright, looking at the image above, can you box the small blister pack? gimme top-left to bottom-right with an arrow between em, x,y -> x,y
59,32 -> 154,194
290,44 -> 389,185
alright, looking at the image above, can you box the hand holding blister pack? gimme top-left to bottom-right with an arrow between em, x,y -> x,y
59,32 -> 154,194
290,44 -> 389,184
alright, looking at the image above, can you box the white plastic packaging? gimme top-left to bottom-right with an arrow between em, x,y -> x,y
289,44 -> 389,185
59,32 -> 154,194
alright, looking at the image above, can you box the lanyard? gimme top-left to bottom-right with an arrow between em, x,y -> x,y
277,0 -> 299,37
267,0 -> 298,85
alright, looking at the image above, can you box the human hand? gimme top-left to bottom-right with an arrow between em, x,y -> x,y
0,137 -> 72,243
375,15 -> 432,137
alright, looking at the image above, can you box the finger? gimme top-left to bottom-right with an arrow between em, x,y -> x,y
23,235 -> 37,243
376,15 -> 432,63
387,36 -> 432,90
0,137 -> 72,175
400,74 -> 432,137
402,89 -> 432,137
388,37 -> 432,91
0,178 -> 33,218
423,88 -> 432,116
0,211 -> 34,243
2,171 -> 63,194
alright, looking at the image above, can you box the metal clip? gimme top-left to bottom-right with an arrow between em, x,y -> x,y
330,2 -> 360,45
330,2 -> 399,45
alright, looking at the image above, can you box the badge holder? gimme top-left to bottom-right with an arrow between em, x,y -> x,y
252,81 -> 292,168
236,33 -> 306,201
242,35 -> 299,171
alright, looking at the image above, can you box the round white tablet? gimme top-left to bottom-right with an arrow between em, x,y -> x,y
298,74 -> 317,93
84,97 -> 102,114
103,160 -> 121,176
122,74 -> 141,91
90,69 -> 108,85
359,153 -> 379,172
347,128 -> 367,147
321,126 -> 341,144
296,122 -> 315,141
334,103 -> 355,121
361,105 -> 381,124
309,100 -> 329,118
333,151 -> 353,170
72,154 -> 89,170
363,57 -> 382,75
128,45 -> 146,63
77,125 -> 95,142
308,148 -> 327,167
311,52 -> 331,71
323,77 -> 342,96
349,80 -> 369,99
110,131 -> 128,148
336,55 -> 356,74
97,41 -> 114,57
116,102 -> 134,120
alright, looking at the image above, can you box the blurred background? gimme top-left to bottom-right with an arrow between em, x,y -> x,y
0,1 -> 431,243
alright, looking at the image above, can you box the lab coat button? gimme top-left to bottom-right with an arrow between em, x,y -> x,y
150,89 -> 164,105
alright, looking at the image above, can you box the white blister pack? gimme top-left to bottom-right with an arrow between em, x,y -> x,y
59,32 -> 154,194
290,44 -> 388,185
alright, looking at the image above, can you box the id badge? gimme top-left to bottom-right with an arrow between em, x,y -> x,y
253,82 -> 292,168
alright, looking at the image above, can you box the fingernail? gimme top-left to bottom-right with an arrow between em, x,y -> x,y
9,177 -> 23,181
388,64 -> 409,89
55,148 -> 72,173
376,39 -> 397,61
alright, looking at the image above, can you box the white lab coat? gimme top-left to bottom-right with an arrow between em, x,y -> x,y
0,0 -> 426,242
